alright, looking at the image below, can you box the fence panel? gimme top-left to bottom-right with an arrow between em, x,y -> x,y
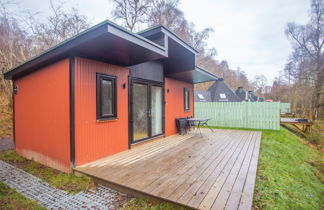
280,103 -> 291,113
194,102 -> 280,130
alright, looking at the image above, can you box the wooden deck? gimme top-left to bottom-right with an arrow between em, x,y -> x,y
75,129 -> 261,210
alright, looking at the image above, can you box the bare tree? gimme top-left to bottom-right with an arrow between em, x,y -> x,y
285,0 -> 324,119
147,0 -> 183,29
111,0 -> 150,31
25,0 -> 90,52
0,1 -> 32,106
252,75 -> 268,97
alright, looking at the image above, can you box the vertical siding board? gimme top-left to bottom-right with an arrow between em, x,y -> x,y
74,57 -> 129,166
165,78 -> 194,136
14,59 -> 70,172
194,101 -> 280,130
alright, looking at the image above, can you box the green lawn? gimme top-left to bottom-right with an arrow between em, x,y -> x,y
0,182 -> 44,209
254,128 -> 323,209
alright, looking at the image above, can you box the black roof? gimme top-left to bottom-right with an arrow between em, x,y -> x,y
235,87 -> 246,101
4,20 -> 218,84
194,90 -> 212,102
207,79 -> 241,102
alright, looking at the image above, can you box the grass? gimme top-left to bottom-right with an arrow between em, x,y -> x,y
254,127 -> 323,209
122,198 -> 185,210
308,120 -> 324,150
0,150 -> 93,194
0,181 -> 44,209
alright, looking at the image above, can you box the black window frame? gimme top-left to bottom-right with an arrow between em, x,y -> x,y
184,88 -> 190,111
96,73 -> 117,120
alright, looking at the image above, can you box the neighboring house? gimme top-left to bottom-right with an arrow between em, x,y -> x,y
4,20 -> 218,172
194,90 -> 212,102
194,78 -> 240,102
235,87 -> 248,101
235,87 -> 264,102
208,79 -> 241,102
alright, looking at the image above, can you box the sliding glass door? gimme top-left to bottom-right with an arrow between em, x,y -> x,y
151,86 -> 163,136
131,80 -> 163,143
132,83 -> 149,140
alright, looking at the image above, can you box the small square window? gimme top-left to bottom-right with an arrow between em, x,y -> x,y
96,73 -> 117,120
198,94 -> 204,99
184,88 -> 190,111
220,93 -> 226,99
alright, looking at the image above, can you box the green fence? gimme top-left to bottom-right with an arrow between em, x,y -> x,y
280,103 -> 291,113
194,102 -> 280,130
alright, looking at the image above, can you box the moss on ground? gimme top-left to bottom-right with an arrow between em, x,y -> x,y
0,182 -> 44,209
0,150 -> 93,194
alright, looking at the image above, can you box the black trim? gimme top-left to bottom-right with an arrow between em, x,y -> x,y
69,56 -> 76,168
96,73 -> 117,120
4,20 -> 166,80
184,88 -> 190,111
129,77 -> 165,145
128,76 -> 132,149
12,81 -> 15,146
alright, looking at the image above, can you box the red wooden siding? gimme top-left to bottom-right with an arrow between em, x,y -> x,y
164,77 -> 194,136
14,59 -> 70,172
74,57 -> 129,166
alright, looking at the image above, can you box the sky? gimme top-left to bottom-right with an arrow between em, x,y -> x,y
10,0 -> 310,83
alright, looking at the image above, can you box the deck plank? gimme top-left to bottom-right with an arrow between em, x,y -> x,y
224,133 -> 259,210
188,132 -> 254,209
75,129 -> 261,210
135,130 -> 232,191
176,131 -> 250,206
150,131 -> 238,197
121,131 -> 225,187
238,132 -> 261,210
210,132 -> 257,210
165,131 -> 245,201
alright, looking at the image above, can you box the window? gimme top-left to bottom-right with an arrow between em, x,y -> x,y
197,94 -> 204,99
96,73 -> 117,120
184,88 -> 190,111
220,93 -> 226,99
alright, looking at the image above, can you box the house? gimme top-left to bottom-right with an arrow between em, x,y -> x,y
4,20 -> 218,172
207,79 -> 241,102
194,78 -> 240,102
194,90 -> 212,102
235,87 -> 263,102
235,86 -> 248,101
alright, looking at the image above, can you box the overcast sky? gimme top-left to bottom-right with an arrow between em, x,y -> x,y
12,0 -> 310,83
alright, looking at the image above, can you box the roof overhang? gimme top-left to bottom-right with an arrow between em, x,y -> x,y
139,26 -> 197,74
4,20 -> 167,80
166,66 -> 218,84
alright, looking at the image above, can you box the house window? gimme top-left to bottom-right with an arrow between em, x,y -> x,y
220,93 -> 226,99
197,94 -> 204,99
184,88 -> 190,111
96,73 -> 117,120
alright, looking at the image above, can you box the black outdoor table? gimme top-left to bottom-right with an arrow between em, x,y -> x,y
186,118 -> 214,136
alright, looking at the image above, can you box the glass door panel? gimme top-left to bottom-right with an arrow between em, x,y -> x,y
151,86 -> 163,136
132,83 -> 148,141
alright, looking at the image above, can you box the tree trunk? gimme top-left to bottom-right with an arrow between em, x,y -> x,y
315,70 -> 324,120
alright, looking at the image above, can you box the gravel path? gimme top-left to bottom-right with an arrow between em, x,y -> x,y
0,160 -> 132,209
0,137 -> 14,153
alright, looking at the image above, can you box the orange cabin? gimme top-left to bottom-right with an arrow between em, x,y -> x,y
4,20 -> 218,172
